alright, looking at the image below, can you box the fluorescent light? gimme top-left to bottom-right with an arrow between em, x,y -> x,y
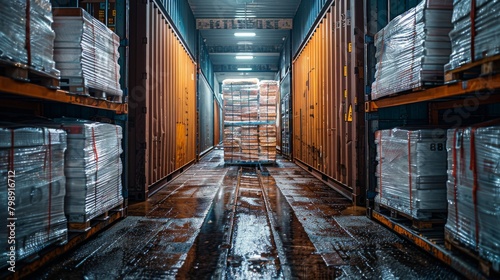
235,55 -> 254,60
237,41 -> 253,45
237,68 -> 252,71
234,32 -> 256,37
235,15 -> 256,18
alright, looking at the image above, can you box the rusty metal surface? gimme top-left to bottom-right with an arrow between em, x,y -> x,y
129,0 -> 197,200
292,2 -> 365,204
36,151 -> 462,279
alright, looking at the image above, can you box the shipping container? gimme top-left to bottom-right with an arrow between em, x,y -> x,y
129,0 -> 197,200
292,1 -> 365,204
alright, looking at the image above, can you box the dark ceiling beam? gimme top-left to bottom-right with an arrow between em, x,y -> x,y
196,18 -> 292,30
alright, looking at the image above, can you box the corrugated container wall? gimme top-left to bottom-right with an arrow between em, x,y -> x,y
129,0 -> 197,200
293,0 -> 365,203
154,0 -> 196,55
292,0 -> 333,57
198,74 -> 215,156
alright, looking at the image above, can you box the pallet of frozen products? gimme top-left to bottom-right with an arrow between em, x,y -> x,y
445,120 -> 500,272
371,0 -> 453,99
52,8 -> 122,102
0,126 -> 68,267
375,127 -> 448,219
51,119 -> 124,224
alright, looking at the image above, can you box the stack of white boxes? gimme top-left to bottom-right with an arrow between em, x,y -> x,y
52,119 -> 123,224
0,126 -> 67,265
0,0 -> 28,64
53,8 -> 122,99
375,128 -> 448,219
446,122 -> 500,271
371,0 -> 453,99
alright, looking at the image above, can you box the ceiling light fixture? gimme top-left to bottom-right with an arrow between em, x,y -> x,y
235,55 -> 254,60
237,67 -> 252,71
237,41 -> 253,45
234,32 -> 256,37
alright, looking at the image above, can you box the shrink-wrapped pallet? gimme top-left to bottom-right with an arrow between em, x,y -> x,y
371,0 -> 453,99
30,0 -> 59,75
446,122 -> 500,270
375,128 -> 448,219
0,126 -> 67,266
446,0 -> 500,71
0,0 -> 28,64
222,79 -> 278,164
0,0 -> 59,76
51,119 -> 123,223
53,8 -> 122,98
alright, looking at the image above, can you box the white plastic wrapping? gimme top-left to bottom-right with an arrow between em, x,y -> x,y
371,0 -> 453,100
446,0 -> 500,71
53,8 -> 122,98
0,126 -> 67,266
375,128 -> 448,219
222,79 -> 277,163
30,0 -> 59,76
51,119 -> 123,222
446,122 -> 500,271
0,0 -> 28,64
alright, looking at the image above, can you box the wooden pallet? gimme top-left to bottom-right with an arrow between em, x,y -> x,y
374,202 -> 446,231
445,54 -> 500,83
62,85 -> 123,103
444,229 -> 500,278
0,59 -> 60,89
68,202 -> 125,232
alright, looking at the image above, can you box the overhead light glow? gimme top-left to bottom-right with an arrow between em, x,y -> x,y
237,67 -> 252,71
234,32 -> 256,37
237,41 -> 253,45
235,15 -> 256,18
235,55 -> 254,60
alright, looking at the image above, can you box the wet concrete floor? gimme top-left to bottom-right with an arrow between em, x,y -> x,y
36,149 -> 464,279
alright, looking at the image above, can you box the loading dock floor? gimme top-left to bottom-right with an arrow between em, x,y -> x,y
36,149 -> 463,279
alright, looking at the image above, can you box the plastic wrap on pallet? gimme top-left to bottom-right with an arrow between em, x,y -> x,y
446,123 -> 500,271
50,119 -> 123,222
0,0 -> 28,64
0,126 -> 67,266
474,0 -> 500,60
222,79 -> 278,164
371,0 -> 453,100
30,0 -> 59,76
375,128 -> 448,219
53,8 -> 122,98
446,0 -> 472,71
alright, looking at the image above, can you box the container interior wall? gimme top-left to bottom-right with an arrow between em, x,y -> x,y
198,74 -> 215,155
153,0 -> 196,55
129,0 -> 196,200
293,1 -> 365,202
214,98 -> 222,146
280,73 -> 291,157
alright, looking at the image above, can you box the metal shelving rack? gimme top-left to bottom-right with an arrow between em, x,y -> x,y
365,56 -> 500,279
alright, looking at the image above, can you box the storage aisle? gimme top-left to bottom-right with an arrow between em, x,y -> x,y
36,149 -> 462,279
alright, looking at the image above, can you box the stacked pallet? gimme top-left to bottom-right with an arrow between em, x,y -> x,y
52,119 -> 124,224
0,126 -> 68,266
375,128 -> 448,219
0,0 -> 59,76
222,79 -> 278,164
53,8 -> 122,100
258,80 -> 278,162
446,0 -> 500,71
371,0 -> 453,100
446,121 -> 500,271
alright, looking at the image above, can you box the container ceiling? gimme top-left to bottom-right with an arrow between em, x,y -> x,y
187,0 -> 302,83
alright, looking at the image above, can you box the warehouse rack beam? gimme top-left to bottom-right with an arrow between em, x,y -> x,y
0,76 -> 128,114
365,73 -> 500,112
370,211 -> 488,280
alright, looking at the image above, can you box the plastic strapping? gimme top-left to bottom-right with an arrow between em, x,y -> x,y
470,126 -> 479,250
378,131 -> 383,200
452,129 -> 459,232
408,131 -> 413,213
92,127 -> 99,219
47,130 -> 52,237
